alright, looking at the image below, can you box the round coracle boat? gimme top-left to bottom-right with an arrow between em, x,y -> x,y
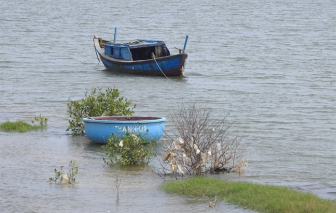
83,116 -> 166,144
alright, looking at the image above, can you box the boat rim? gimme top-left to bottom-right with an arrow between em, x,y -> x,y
83,116 -> 166,124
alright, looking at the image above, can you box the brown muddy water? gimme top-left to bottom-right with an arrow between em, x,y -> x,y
0,0 -> 335,212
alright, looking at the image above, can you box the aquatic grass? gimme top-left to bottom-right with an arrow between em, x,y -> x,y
0,120 -> 43,133
160,176 -> 336,213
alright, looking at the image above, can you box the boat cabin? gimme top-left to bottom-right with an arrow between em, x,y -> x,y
104,40 -> 171,61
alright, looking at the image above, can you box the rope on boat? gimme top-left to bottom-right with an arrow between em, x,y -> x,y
93,36 -> 101,64
151,53 -> 171,80
174,47 -> 184,54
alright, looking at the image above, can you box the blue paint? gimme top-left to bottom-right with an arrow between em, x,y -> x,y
183,35 -> 188,52
114,27 -> 117,43
121,47 -> 132,61
113,47 -> 121,58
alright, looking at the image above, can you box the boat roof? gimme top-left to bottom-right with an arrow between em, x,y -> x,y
104,39 -> 166,49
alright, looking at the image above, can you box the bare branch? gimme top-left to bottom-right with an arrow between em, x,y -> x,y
158,104 -> 248,176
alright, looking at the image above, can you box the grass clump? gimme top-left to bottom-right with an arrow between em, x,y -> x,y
0,115 -> 48,133
160,176 -> 336,213
0,121 -> 37,132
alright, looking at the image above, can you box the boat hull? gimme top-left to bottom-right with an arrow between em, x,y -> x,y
83,116 -> 166,144
97,51 -> 187,76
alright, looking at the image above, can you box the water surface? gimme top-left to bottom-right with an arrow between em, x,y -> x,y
0,0 -> 335,212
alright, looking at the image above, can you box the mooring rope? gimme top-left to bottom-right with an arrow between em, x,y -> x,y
93,37 -> 101,64
151,53 -> 171,80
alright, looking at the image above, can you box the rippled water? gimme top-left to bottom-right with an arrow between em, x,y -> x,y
1,0 -> 335,212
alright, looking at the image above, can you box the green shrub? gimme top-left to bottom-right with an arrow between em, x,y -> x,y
66,87 -> 136,135
102,131 -> 156,166
32,114 -> 48,127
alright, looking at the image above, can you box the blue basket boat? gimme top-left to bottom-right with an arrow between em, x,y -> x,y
83,116 -> 166,144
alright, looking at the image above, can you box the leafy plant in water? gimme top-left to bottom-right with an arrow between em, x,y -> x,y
31,114 -> 48,127
102,131 -> 156,166
66,87 -> 136,135
49,160 -> 79,184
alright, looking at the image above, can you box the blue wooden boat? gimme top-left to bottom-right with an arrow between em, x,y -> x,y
83,116 -> 166,144
93,28 -> 188,77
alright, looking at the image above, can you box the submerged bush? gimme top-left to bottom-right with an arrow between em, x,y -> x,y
49,160 -> 79,184
160,104 -> 248,176
66,87 -> 136,135
102,132 -> 156,166
31,114 -> 48,127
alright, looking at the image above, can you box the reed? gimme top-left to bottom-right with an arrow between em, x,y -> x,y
160,176 -> 336,213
